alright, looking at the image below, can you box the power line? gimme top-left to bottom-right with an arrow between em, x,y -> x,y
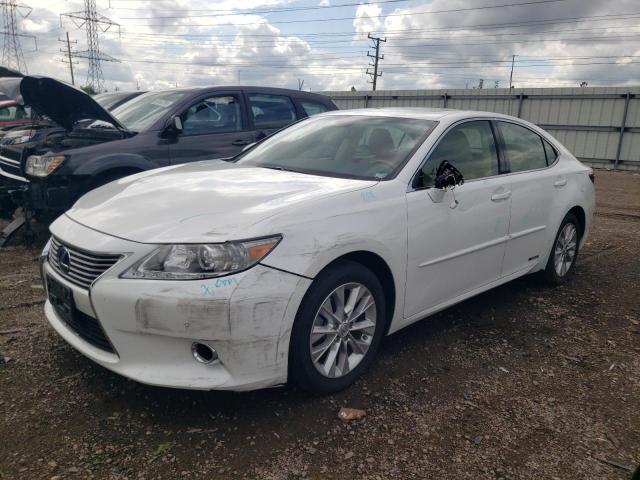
111,0 -> 415,16
114,0 -> 573,19
113,0 -> 577,27
61,0 -> 120,92
90,12 -> 640,39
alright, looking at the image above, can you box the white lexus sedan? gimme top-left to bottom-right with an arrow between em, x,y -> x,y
42,108 -> 595,394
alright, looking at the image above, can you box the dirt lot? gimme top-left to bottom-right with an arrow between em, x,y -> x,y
1,170 -> 639,480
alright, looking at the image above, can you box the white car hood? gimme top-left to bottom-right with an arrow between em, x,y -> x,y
65,161 -> 376,243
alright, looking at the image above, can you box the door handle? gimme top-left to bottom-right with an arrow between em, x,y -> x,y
554,178 -> 568,187
491,191 -> 511,201
232,139 -> 251,146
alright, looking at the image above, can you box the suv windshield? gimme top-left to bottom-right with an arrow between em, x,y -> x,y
236,115 -> 435,180
108,91 -> 188,132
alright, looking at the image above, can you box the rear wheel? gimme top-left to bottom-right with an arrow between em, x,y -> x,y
289,261 -> 385,394
544,213 -> 581,285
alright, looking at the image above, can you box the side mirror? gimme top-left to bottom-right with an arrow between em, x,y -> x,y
170,116 -> 183,134
434,160 -> 464,189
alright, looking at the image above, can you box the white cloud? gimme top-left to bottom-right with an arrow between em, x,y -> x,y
9,0 -> 640,92
353,3 -> 382,35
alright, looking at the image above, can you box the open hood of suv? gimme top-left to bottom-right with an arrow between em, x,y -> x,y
0,75 -> 128,131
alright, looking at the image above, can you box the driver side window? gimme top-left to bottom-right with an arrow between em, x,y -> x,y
419,120 -> 499,187
181,95 -> 242,135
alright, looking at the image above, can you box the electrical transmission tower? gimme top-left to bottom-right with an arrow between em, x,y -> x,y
1,0 -> 35,73
366,33 -> 386,91
61,0 -> 120,92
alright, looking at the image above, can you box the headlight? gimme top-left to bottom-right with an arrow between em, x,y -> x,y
121,235 -> 282,280
5,133 -> 33,145
25,155 -> 66,177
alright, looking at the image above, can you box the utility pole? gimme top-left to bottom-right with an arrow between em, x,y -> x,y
297,78 -> 304,91
61,0 -> 120,93
0,0 -> 35,73
509,54 -> 517,89
366,33 -> 386,91
59,32 -> 78,85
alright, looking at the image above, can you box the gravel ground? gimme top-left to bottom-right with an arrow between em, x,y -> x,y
1,170 -> 639,480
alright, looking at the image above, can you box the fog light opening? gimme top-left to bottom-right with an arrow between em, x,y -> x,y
191,342 -> 218,365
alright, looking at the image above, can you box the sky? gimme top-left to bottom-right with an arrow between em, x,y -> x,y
7,0 -> 640,92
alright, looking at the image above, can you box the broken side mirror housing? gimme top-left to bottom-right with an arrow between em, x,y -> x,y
434,160 -> 464,189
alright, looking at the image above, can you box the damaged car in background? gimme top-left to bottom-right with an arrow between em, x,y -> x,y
42,108 -> 595,394
0,76 -> 337,239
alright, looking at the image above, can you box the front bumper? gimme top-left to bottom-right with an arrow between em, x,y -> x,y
44,215 -> 312,391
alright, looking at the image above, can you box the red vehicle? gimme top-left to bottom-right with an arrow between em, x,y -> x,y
0,99 -> 32,135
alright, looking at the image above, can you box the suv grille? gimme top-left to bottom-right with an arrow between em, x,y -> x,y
49,237 -> 122,289
0,150 -> 26,181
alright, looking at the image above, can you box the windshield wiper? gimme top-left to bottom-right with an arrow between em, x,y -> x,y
261,165 -> 298,173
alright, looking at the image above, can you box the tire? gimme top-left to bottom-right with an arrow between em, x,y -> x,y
289,260 -> 386,394
543,212 -> 581,285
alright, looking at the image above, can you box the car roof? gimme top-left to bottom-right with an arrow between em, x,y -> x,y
318,107 -> 517,122
145,86 -> 333,100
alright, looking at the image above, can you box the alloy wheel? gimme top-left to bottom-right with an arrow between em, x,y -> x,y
309,282 -> 377,378
554,223 -> 578,277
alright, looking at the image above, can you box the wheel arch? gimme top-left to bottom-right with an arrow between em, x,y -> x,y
315,250 -> 397,334
567,205 -> 586,240
89,166 -> 144,187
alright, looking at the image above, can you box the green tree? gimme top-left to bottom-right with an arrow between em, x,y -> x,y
80,85 -> 97,96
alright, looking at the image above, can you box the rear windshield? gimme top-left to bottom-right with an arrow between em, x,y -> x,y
236,115 -> 435,180
109,91 -> 187,132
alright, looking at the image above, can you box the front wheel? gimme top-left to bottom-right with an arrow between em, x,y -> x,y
289,261 -> 386,394
544,213 -> 581,285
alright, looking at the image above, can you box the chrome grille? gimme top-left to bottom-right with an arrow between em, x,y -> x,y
0,153 -> 26,181
49,237 -> 122,289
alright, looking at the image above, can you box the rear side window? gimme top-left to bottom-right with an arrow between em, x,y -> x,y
300,100 -> 329,116
248,94 -> 297,129
181,95 -> 242,135
498,121 -> 547,172
543,140 -> 558,165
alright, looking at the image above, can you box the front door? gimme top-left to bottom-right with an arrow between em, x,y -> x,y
404,120 -> 511,321
168,92 -> 254,164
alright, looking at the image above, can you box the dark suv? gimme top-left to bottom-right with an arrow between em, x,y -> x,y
0,76 -> 337,222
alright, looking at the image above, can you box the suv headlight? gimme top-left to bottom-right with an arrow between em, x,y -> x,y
25,155 -> 66,177
121,236 -> 282,280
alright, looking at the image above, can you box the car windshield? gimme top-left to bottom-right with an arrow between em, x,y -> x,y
106,91 -> 187,132
94,92 -> 129,111
236,115 -> 436,180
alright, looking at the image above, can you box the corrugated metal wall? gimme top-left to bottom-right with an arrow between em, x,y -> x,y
321,87 -> 640,171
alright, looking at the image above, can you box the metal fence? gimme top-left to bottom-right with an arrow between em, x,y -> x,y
321,87 -> 640,171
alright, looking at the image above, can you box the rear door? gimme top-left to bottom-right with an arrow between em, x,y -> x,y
496,120 -> 559,276
245,92 -> 299,141
168,91 -> 254,164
